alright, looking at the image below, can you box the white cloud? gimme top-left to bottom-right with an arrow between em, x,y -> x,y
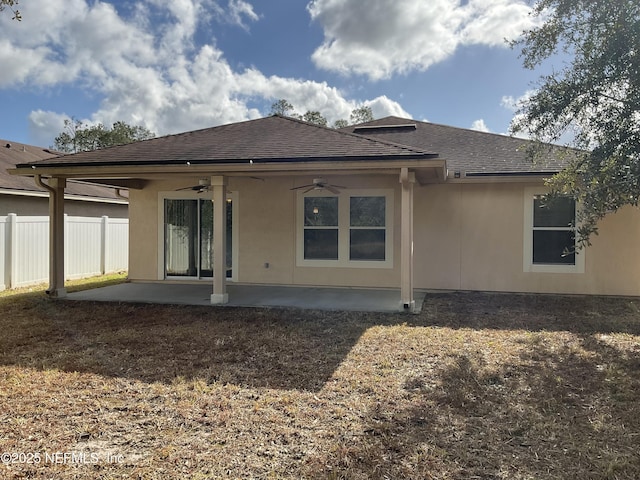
460,0 -> 534,46
308,0 -> 537,80
501,90 -> 535,112
471,119 -> 490,132
500,90 -> 535,138
228,0 -> 259,29
28,110 -> 71,147
207,0 -> 259,30
365,96 -> 411,120
235,71 -> 410,125
0,0 -> 406,144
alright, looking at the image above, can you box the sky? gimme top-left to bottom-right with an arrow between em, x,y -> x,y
0,0 -> 551,147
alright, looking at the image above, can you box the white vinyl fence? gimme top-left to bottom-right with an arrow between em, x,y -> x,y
0,214 -> 128,290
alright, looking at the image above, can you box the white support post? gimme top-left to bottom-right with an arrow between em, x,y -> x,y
400,168 -> 415,312
49,178 -> 67,297
210,176 -> 229,305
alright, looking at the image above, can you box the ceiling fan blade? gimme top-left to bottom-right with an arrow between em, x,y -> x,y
176,185 -> 197,191
303,186 -> 317,194
290,184 -> 314,191
325,185 -> 341,195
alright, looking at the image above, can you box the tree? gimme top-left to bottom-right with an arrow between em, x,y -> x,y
270,99 -> 295,116
54,118 -> 155,153
0,0 -> 21,20
511,0 -> 640,246
269,99 -> 375,128
108,121 -> 156,146
349,106 -> 374,125
302,111 -> 328,127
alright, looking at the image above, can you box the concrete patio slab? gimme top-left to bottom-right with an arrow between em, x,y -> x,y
66,282 -> 425,313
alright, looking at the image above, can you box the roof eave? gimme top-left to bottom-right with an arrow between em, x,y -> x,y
9,155 -> 442,178
447,171 -> 561,183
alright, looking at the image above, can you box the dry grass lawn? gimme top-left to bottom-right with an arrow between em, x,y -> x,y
1,276 -> 639,479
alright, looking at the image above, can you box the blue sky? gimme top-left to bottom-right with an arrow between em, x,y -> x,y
0,0 -> 546,147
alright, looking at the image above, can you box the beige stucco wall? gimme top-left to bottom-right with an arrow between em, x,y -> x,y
128,176 -> 640,296
128,185 -> 160,281
128,174 -> 401,288
413,182 -> 640,295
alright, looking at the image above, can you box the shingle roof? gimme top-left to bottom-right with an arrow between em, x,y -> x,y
342,116 -> 572,175
0,140 -> 125,200
17,115 -> 435,169
12,115 -> 575,178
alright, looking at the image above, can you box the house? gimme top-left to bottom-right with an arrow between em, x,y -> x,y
8,115 -> 640,309
0,139 -> 128,217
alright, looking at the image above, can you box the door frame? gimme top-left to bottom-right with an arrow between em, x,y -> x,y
158,190 -> 238,282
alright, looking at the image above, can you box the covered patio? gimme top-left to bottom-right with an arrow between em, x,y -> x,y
66,282 -> 426,313
10,116 -> 449,313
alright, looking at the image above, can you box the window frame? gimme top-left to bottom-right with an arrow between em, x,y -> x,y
296,188 -> 394,269
523,187 -> 585,274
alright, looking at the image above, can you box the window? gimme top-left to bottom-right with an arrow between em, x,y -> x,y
523,188 -> 584,273
532,195 -> 575,265
350,196 -> 386,260
297,189 -> 393,268
304,197 -> 338,260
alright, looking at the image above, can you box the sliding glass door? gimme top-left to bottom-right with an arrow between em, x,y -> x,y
164,198 -> 232,278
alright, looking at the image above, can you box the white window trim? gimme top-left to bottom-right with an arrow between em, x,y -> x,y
157,190 -> 239,281
296,188 -> 394,269
523,187 -> 585,274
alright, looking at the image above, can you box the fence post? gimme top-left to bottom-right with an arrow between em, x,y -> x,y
8,213 -> 17,289
63,213 -> 69,281
101,216 -> 108,274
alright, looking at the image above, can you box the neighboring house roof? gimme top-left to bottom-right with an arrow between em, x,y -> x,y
0,139 -> 127,203
341,116 -> 573,176
16,115 -> 436,169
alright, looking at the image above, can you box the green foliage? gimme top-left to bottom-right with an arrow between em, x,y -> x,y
269,99 -> 375,129
349,105 -> 374,125
54,118 -> 155,153
302,110 -> 328,127
269,99 -> 295,116
0,0 -> 21,20
511,0 -> 640,246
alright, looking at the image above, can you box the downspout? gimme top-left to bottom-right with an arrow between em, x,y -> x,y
34,173 -> 53,193
399,167 -> 416,312
115,188 -> 129,200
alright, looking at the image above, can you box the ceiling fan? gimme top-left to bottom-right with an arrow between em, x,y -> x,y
176,178 -> 211,193
290,178 -> 344,195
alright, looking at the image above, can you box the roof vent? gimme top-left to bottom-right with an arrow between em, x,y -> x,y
5,143 -> 11,148
353,124 -> 417,133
